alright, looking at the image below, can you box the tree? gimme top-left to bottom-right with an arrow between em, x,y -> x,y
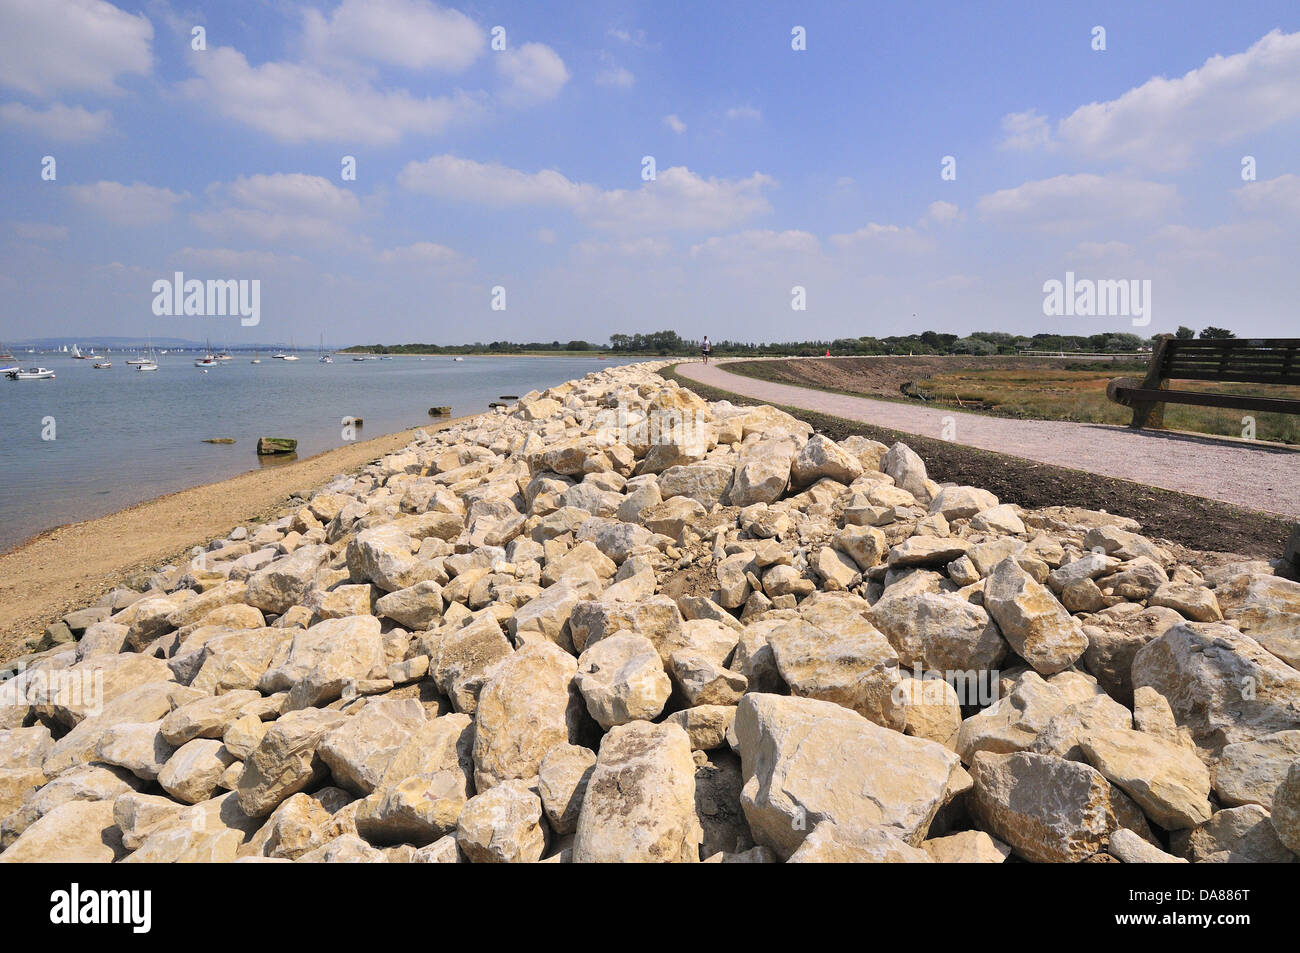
1199,326 -> 1236,339
1175,326 -> 1195,340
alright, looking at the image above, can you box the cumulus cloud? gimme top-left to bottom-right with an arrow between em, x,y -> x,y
663,114 -> 686,134
496,42 -> 570,106
399,155 -> 774,231
67,180 -> 186,225
924,200 -> 960,225
0,0 -> 152,96
976,174 -> 1179,231
595,51 -> 635,87
181,47 -> 481,145
1236,173 -> 1300,216
690,230 -> 819,259
0,101 -> 110,141
301,0 -> 485,72
192,173 -> 361,243
1000,29 -> 1300,170
830,222 -> 932,252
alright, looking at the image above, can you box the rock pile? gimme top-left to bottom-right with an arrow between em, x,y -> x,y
2,361 -> 1298,863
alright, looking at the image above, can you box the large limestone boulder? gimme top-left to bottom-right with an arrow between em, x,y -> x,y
766,615 -> 904,730
158,739 -> 237,805
1132,622 -> 1300,757
472,642 -> 585,791
236,708 -> 349,816
160,690 -> 261,746
374,581 -> 444,630
319,698 -> 427,795
572,721 -> 703,863
455,780 -> 547,864
575,633 -> 672,729
791,434 -> 863,487
1078,728 -> 1213,829
881,443 -> 929,501
969,751 -> 1138,863
432,613 -> 514,714
1213,731 -> 1300,808
658,463 -> 735,507
1079,606 -> 1183,705
538,743 -> 596,836
928,485 -> 998,520
984,557 -> 1087,675
788,821 -> 931,862
245,544 -> 330,613
1272,762 -> 1300,855
354,714 -> 475,845
726,439 -> 796,507
0,799 -> 126,863
734,693 -> 965,857
260,615 -> 386,709
869,588 -> 1007,673
1170,804 -> 1296,863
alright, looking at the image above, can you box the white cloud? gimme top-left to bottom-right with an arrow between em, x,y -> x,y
399,155 -> 774,232
399,155 -> 587,206
998,109 -> 1050,151
0,101 -> 110,141
192,173 -> 361,243
67,180 -> 186,225
830,222 -> 932,252
0,0 -> 152,96
1002,29 -> 1300,170
302,0 -> 485,72
663,114 -> 686,134
976,174 -> 1179,231
574,237 -> 673,257
13,222 -> 69,241
924,200 -> 960,225
181,47 -> 480,145
172,247 -> 306,270
690,230 -> 819,259
726,105 -> 762,121
1237,173 -> 1300,216
496,42 -> 569,106
376,241 -> 463,264
596,65 -> 635,88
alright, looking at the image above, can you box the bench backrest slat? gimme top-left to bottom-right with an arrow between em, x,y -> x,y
1156,338 -> 1300,386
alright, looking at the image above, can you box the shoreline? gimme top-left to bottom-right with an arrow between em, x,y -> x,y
0,414 -> 478,663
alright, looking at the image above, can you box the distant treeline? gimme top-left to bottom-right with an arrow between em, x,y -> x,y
344,326 -> 1235,357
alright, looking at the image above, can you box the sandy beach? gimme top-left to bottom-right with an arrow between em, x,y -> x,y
0,415 -> 476,664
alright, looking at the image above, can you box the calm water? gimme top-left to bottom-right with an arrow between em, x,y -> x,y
0,354 -> 638,552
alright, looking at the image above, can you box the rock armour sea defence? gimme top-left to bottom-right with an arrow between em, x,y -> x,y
1,360 -> 1297,863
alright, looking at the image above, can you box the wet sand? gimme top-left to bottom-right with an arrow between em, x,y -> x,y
0,416 -> 476,663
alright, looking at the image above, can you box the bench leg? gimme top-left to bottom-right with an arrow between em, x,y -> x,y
1129,400 -> 1165,430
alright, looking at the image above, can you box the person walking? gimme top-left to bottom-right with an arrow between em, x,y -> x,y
701,336 -> 711,365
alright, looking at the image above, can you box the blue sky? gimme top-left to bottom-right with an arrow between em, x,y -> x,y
2,0 -> 1298,346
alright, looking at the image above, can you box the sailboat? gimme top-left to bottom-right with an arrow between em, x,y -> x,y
318,334 -> 333,364
274,337 -> 300,361
72,344 -> 87,359
0,341 -> 14,362
136,338 -> 158,371
194,339 -> 217,367
250,345 -> 261,364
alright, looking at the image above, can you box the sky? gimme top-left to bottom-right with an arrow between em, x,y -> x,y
1,0 -> 1298,347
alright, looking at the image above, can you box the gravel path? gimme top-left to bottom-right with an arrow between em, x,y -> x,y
678,360 -> 1299,518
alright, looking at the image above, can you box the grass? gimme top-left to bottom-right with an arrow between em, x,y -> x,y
913,367 -> 1300,444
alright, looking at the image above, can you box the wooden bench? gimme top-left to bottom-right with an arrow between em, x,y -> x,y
1106,336 -> 1300,429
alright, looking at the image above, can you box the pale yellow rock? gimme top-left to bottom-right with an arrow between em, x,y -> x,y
572,721 -> 702,863
923,830 -> 1011,863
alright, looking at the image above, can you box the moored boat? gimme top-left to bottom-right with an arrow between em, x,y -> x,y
7,366 -> 56,380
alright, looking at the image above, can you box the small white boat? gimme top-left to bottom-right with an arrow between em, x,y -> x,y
71,344 -> 85,359
194,356 -> 216,367
93,361 -> 112,369
7,366 -> 56,380
136,361 -> 158,372
453,356 -> 465,362
250,358 -> 261,364
126,358 -> 150,366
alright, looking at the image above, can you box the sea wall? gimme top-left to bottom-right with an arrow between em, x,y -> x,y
1,360 -> 1298,863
